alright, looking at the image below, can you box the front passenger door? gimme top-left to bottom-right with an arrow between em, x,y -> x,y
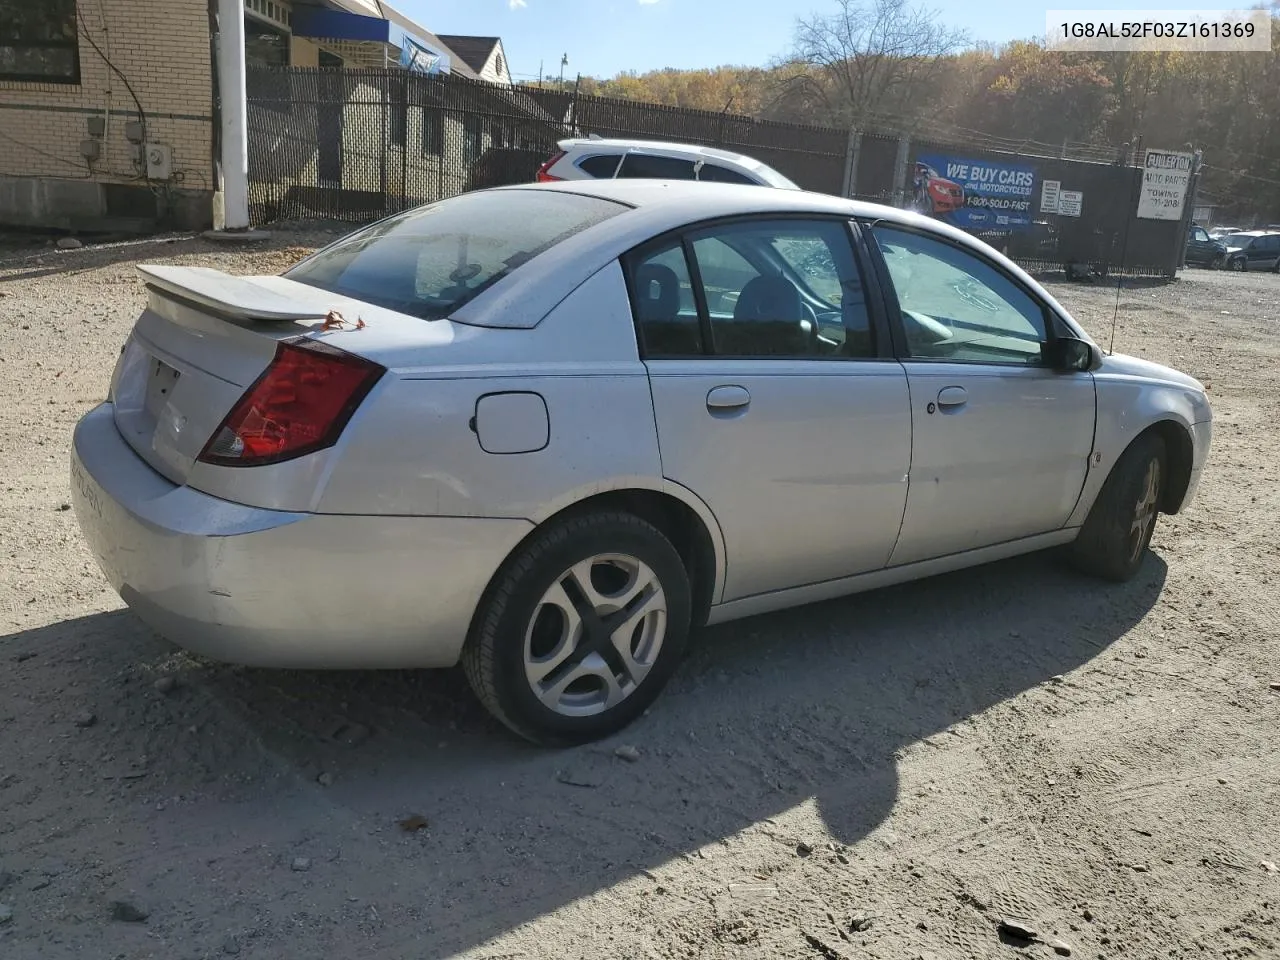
869,225 -> 1097,567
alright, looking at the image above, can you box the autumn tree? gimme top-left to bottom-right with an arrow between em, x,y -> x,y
965,42 -> 1113,147
781,0 -> 969,127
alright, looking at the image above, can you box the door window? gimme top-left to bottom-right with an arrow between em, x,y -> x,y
698,164 -> 757,184
629,242 -> 703,356
618,153 -> 697,180
872,226 -> 1049,365
1191,227 -> 1210,243
628,220 -> 874,359
578,154 -> 623,178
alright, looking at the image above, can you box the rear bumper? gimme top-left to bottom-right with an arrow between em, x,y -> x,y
71,404 -> 533,669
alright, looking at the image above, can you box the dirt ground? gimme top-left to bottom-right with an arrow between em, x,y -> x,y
1,233 -> 1278,960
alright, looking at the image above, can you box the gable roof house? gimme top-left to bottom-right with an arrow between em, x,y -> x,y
436,36 -> 514,86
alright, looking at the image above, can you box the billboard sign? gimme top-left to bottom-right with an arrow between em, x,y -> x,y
911,153 -> 1038,232
1137,148 -> 1193,220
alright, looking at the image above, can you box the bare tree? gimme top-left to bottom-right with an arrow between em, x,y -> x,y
785,0 -> 970,128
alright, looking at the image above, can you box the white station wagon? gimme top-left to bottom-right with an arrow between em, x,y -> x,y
536,137 -> 800,189
71,180 -> 1212,744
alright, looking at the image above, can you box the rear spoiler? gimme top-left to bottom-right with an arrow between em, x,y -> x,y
137,264 -> 330,323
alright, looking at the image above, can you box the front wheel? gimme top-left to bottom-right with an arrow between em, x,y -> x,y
1071,433 -> 1166,582
1230,257 -> 1247,272
1209,255 -> 1223,270
462,511 -> 692,745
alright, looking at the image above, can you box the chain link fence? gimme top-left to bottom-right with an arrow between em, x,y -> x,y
246,66 -> 1191,276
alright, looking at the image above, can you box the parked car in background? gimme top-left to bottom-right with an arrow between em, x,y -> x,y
1185,225 -> 1228,269
1208,226 -> 1242,239
1004,220 -> 1059,261
535,138 -> 799,189
71,180 -> 1212,745
1224,231 -> 1280,272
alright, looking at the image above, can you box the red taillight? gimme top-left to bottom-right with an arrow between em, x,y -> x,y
536,150 -> 566,182
198,339 -> 384,468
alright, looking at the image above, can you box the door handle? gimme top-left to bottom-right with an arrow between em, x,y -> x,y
936,386 -> 968,410
706,384 -> 751,413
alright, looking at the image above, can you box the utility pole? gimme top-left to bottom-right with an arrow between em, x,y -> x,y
559,53 -> 568,92
569,73 -> 582,136
206,0 -> 268,239
538,60 -> 543,89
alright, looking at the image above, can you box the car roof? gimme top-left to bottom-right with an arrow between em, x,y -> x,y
559,137 -> 768,167
447,180 -> 1086,340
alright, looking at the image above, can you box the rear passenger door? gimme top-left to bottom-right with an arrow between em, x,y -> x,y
626,218 -> 912,603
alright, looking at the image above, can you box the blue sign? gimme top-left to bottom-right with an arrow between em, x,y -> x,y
910,154 -> 1038,232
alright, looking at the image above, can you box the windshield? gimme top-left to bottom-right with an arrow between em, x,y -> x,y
286,190 -> 628,320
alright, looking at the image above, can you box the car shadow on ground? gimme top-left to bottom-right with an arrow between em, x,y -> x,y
1,551 -> 1166,957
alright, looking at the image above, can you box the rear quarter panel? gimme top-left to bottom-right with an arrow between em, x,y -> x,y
316,262 -> 666,519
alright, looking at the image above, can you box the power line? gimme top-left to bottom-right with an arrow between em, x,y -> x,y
76,5 -> 148,138
1202,164 -> 1280,188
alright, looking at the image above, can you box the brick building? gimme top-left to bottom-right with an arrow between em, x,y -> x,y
0,0 -> 504,233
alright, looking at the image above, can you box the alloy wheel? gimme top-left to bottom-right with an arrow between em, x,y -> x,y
1128,458 -> 1161,564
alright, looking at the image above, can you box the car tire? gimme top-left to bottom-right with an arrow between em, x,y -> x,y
1231,257 -> 1247,272
1070,433 -> 1166,583
1209,256 -> 1222,270
462,510 -> 692,746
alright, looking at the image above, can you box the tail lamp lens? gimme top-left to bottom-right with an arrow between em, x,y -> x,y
198,339 -> 384,467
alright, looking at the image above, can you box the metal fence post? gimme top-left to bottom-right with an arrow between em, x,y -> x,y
842,130 -> 862,199
891,136 -> 911,207
1172,149 -> 1203,276
379,71 -> 389,215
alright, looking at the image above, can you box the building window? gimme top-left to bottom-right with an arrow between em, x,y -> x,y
0,0 -> 81,85
494,52 -> 505,77
389,82 -> 407,149
422,107 -> 442,156
244,15 -> 289,68
464,115 -> 484,164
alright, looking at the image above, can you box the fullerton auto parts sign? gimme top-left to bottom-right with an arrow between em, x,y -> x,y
1137,149 -> 1193,220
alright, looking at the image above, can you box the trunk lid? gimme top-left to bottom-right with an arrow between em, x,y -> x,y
111,265 -> 456,486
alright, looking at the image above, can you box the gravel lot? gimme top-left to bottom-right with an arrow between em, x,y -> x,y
1,234 -> 1278,960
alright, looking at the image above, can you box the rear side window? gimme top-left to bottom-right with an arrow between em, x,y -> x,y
577,154 -> 622,178
698,164 -> 757,185
286,190 -> 626,321
618,153 -> 697,180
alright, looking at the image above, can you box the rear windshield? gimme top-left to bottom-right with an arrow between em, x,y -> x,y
286,189 -> 627,320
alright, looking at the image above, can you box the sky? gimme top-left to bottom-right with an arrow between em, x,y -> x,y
402,0 -> 1256,81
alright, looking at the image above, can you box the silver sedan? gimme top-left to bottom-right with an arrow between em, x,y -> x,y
70,180 -> 1213,744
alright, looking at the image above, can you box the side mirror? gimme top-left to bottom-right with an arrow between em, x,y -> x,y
1048,336 -> 1100,372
